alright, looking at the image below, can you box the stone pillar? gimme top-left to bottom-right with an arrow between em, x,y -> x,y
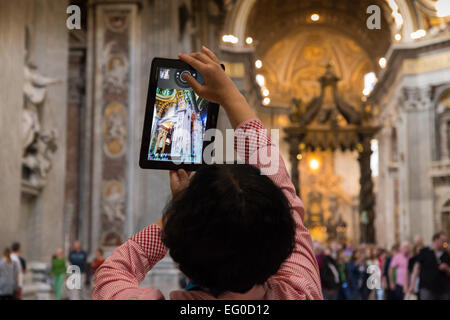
375,125 -> 397,248
400,86 -> 434,242
86,1 -> 141,252
134,0 -> 187,233
0,0 -> 25,250
22,262 -> 52,300
84,0 -> 184,296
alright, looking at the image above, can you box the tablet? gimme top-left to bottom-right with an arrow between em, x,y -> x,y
139,58 -> 221,170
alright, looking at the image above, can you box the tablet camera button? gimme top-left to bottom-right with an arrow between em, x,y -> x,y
179,70 -> 191,83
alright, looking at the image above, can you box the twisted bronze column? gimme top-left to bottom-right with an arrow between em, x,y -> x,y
358,137 -> 376,243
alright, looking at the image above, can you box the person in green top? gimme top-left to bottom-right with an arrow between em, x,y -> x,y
337,249 -> 351,299
50,248 -> 66,300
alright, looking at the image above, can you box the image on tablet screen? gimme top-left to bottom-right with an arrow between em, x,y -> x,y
147,67 -> 208,163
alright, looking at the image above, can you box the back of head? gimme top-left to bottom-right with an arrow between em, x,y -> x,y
162,164 -> 295,296
3,248 -> 12,263
11,242 -> 20,253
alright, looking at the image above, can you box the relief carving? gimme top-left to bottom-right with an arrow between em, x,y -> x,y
103,102 -> 127,158
102,41 -> 129,94
102,180 -> 125,222
22,53 -> 61,187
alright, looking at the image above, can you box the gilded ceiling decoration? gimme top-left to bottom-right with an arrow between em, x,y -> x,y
260,30 -> 374,107
245,0 -> 392,61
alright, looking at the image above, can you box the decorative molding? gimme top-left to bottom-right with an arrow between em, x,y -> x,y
370,36 -> 450,105
399,86 -> 433,112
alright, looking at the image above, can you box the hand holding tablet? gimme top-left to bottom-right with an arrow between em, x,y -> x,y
177,47 -> 237,106
139,48 -> 223,170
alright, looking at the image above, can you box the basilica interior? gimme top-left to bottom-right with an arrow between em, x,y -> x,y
0,0 -> 449,299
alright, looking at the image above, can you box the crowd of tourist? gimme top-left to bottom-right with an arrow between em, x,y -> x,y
315,231 -> 450,300
1,232 -> 449,300
0,240 -> 105,300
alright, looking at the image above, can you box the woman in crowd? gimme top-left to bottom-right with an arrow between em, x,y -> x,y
0,248 -> 18,300
336,249 -> 351,299
376,248 -> 387,300
50,248 -> 67,300
90,248 -> 105,281
347,249 -> 364,300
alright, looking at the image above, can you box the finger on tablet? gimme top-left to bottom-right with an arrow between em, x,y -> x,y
182,73 -> 203,94
202,46 -> 220,64
178,53 -> 205,71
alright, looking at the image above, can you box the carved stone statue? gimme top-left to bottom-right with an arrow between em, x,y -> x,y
102,183 -> 125,222
105,108 -> 126,147
22,130 -> 58,184
22,56 -> 60,186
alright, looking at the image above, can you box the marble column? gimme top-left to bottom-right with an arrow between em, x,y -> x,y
400,86 -> 435,242
0,0 -> 26,251
86,1 -> 141,252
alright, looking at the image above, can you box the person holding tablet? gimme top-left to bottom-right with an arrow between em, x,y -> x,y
92,46 -> 322,300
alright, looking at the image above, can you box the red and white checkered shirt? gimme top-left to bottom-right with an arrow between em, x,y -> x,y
92,119 -> 323,300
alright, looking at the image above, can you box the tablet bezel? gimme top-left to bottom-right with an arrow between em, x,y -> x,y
139,58 -> 220,170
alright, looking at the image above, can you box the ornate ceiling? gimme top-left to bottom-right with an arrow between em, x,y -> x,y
259,30 -> 373,107
245,0 -> 392,62
239,0 -> 393,109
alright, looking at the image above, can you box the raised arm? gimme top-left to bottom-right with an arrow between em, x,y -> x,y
92,224 -> 167,300
180,47 -> 322,300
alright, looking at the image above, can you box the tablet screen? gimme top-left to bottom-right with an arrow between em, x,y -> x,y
147,67 -> 208,164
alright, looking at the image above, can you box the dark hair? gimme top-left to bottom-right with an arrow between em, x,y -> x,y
350,249 -> 360,263
336,249 -> 346,263
412,244 -> 421,256
376,248 -> 386,258
432,231 -> 446,242
161,164 -> 295,296
97,248 -> 103,255
11,242 -> 20,252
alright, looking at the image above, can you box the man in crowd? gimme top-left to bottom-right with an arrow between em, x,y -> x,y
10,242 -> 24,300
68,240 -> 87,300
408,232 -> 450,300
388,241 -> 410,300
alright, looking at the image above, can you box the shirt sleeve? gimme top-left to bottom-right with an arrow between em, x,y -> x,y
234,119 -> 323,300
390,254 -> 399,269
92,224 -> 168,300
